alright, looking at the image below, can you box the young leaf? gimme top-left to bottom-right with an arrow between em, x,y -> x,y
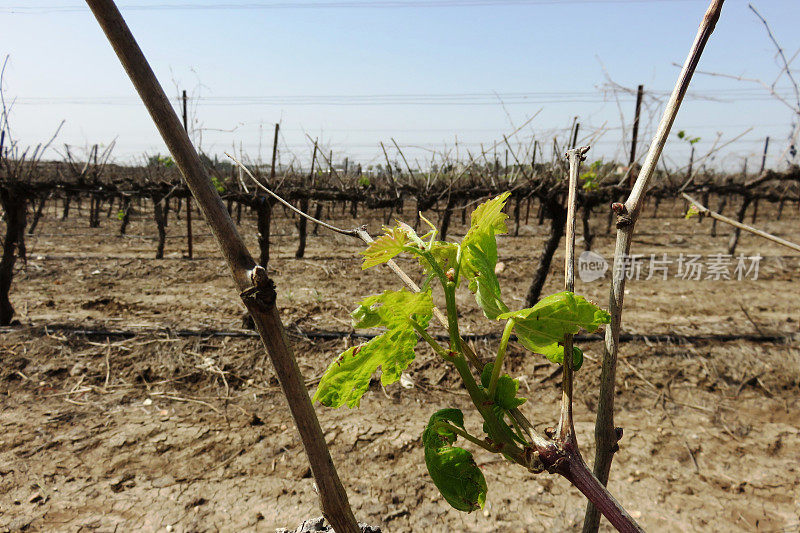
354,289 -> 433,328
460,193 -> 512,317
497,291 -> 609,370
313,289 -> 433,408
463,192 -> 511,245
416,240 -> 459,281
465,237 -> 509,320
423,409 -> 488,513
495,374 -> 527,410
497,291 -> 609,335
532,342 -> 585,370
360,226 -> 411,269
479,363 -> 526,410
414,193 -> 511,290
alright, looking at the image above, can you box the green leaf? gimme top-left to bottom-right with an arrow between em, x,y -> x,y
413,193 -> 511,291
465,237 -> 509,320
313,289 -> 433,408
534,342 -> 585,370
460,193 -> 511,317
464,192 -> 511,245
211,175 -> 226,193
497,291 -> 609,370
427,241 -> 459,271
423,409 -> 488,513
360,226 -> 411,269
495,374 -> 526,410
415,240 -> 459,284
350,303 -> 382,330
497,291 -> 610,335
353,289 -> 433,329
684,205 -> 700,220
481,403 -> 526,448
479,363 -> 526,410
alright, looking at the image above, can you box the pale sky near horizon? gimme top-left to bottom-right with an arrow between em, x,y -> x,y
2,0 -> 799,171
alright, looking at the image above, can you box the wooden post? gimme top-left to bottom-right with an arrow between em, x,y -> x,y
628,84 -> 644,187
295,144 -> 316,258
256,123 -> 279,269
760,136 -> 770,174
570,120 -> 580,149
83,2 -> 359,529
751,137 -> 769,224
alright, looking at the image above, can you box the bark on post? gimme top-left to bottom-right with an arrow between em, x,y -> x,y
628,84 -> 644,188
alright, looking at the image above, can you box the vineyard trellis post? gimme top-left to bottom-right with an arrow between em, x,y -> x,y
628,84 -> 644,187
83,1 -> 360,530
258,123 -> 279,269
295,142 -> 316,258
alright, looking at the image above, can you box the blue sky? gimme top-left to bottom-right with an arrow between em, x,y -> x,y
2,0 -> 799,171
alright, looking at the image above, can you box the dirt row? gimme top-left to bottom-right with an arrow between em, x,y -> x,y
1,200 -> 798,531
